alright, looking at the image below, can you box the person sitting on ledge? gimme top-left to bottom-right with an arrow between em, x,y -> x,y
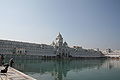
1,63 -> 9,73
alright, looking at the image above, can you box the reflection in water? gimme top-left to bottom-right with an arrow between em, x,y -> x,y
12,59 -> 107,80
102,59 -> 120,69
9,59 -> 120,80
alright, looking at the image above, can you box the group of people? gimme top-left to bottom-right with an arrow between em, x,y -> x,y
0,54 -> 14,73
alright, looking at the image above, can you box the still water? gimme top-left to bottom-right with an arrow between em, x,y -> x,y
12,59 -> 120,80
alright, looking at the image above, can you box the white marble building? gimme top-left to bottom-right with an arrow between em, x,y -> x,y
51,33 -> 104,58
0,33 -> 105,58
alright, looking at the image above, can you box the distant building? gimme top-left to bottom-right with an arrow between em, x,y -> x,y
0,33 -> 105,58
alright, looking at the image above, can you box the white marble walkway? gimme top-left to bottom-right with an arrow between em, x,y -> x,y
0,66 -> 36,80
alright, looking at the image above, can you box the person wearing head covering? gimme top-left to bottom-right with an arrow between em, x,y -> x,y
9,58 -> 14,67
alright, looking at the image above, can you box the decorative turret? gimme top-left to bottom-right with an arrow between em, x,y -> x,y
63,41 -> 68,47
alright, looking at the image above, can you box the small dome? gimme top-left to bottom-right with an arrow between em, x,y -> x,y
63,41 -> 68,46
52,41 -> 55,45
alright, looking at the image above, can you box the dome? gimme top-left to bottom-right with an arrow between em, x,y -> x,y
56,32 -> 63,39
55,32 -> 63,47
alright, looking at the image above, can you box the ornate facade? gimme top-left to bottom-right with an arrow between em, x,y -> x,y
0,33 -> 105,58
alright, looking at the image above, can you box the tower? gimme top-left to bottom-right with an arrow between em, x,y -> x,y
56,32 -> 63,47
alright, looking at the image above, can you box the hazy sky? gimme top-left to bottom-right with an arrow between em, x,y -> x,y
0,0 -> 120,49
